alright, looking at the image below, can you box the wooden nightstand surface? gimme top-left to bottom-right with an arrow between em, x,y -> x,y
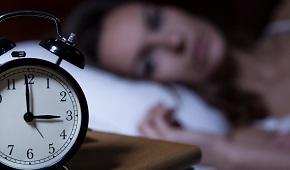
68,131 -> 201,170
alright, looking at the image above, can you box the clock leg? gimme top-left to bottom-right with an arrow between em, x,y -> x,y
62,165 -> 71,170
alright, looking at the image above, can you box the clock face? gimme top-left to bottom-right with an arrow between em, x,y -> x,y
0,59 -> 88,169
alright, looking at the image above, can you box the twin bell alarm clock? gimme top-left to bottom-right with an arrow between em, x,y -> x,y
0,11 -> 89,169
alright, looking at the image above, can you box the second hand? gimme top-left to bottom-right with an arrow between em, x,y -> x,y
34,123 -> 44,139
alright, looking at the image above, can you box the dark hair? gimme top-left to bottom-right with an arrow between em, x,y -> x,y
65,0 -> 278,127
64,0 -> 123,65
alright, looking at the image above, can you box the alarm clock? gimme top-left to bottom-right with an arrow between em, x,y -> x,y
0,11 -> 89,169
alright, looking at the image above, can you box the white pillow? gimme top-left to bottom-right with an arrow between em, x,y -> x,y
0,41 -> 230,136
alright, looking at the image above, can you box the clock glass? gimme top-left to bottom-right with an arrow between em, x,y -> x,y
0,58 -> 88,169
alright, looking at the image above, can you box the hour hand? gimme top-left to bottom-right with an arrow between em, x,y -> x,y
24,113 -> 61,122
33,115 -> 61,120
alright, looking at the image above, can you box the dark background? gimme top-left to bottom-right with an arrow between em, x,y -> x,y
0,0 -> 279,43
0,0 -> 83,42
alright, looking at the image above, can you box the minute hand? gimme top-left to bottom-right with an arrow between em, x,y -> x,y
33,115 -> 61,119
25,75 -> 30,113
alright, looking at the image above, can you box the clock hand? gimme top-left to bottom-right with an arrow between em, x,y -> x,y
24,75 -> 34,123
25,75 -> 30,113
33,115 -> 61,119
34,123 -> 44,139
24,113 -> 61,122
23,113 -> 45,138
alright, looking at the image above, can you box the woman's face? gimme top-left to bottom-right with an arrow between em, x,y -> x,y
98,3 -> 226,85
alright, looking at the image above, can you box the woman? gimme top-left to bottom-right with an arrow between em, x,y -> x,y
66,0 -> 290,169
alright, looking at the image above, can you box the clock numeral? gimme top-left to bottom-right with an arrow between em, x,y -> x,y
46,78 -> 50,89
27,149 -> 34,159
49,143 -> 55,154
7,145 -> 14,155
7,79 -> 16,90
66,110 -> 73,121
60,91 -> 67,102
25,74 -> 35,84
0,94 -> 2,103
60,129 -> 67,140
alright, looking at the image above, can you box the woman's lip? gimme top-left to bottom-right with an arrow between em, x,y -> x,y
192,33 -> 208,66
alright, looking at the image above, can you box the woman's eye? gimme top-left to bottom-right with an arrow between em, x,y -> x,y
143,55 -> 155,78
146,7 -> 163,32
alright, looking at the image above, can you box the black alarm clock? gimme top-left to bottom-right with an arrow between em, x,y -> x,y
0,11 -> 89,169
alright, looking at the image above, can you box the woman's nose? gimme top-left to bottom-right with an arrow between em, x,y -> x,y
150,32 -> 185,54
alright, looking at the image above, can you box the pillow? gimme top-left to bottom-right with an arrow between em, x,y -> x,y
1,41 -> 230,136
